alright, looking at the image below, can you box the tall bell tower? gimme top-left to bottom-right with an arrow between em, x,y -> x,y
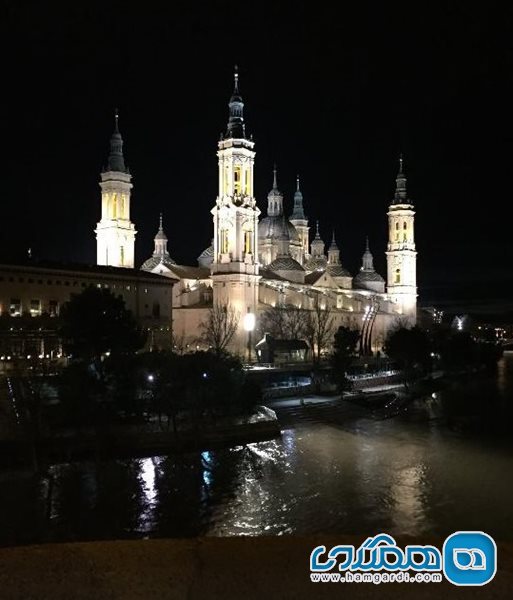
386,155 -> 417,322
211,68 -> 260,353
95,111 -> 136,268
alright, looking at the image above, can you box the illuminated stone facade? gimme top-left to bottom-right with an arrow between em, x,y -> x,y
138,70 -> 418,356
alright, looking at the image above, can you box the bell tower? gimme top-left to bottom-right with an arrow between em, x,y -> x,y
211,68 -> 260,353
95,111 -> 136,268
386,155 -> 417,322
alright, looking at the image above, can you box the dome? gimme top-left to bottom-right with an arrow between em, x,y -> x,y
197,245 -> 214,267
141,255 -> 176,272
268,255 -> 304,272
258,216 -> 300,243
353,270 -> 385,285
327,264 -> 351,278
304,256 -> 327,273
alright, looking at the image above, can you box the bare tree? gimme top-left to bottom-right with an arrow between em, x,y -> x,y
304,299 -> 336,364
172,330 -> 187,355
200,303 -> 240,355
260,305 -> 287,338
259,304 -> 308,340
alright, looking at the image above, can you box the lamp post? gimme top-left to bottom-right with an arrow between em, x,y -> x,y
243,312 -> 256,364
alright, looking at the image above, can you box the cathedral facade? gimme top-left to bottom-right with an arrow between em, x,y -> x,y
99,70 -> 418,357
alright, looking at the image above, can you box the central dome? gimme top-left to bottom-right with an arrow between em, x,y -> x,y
258,216 -> 300,242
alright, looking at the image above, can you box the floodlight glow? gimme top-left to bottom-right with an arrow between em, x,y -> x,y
243,312 -> 256,332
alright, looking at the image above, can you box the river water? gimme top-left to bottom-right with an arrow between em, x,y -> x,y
1,354 -> 513,546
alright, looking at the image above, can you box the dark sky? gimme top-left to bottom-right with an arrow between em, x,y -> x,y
1,2 -> 512,319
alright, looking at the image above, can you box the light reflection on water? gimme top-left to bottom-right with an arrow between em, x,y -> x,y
1,355 -> 513,545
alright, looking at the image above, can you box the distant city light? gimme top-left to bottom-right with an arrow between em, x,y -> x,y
147,374 -> 155,383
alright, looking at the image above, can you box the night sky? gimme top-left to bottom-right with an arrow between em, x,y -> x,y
1,3 -> 512,320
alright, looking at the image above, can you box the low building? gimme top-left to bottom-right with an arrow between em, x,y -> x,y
255,334 -> 309,365
0,260 -> 177,362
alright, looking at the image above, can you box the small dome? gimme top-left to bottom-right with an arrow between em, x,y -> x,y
268,255 -> 304,273
327,264 -> 351,278
154,229 -> 167,241
197,245 -> 214,267
353,270 -> 385,285
141,255 -> 176,272
304,256 -> 328,273
258,216 -> 301,243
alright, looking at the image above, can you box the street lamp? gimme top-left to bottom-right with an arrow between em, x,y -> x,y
243,312 -> 256,363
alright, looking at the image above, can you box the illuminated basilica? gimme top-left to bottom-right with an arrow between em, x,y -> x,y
96,70 -> 418,356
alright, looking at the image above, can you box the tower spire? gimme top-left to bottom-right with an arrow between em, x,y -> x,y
106,109 -> 127,173
267,164 -> 283,217
362,237 -> 374,271
226,65 -> 246,139
291,174 -> 306,220
394,153 -> 408,203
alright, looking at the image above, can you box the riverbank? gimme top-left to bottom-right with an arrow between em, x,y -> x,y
0,412 -> 281,467
0,537 -> 511,599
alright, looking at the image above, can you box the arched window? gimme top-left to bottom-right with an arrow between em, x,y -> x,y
403,221 -> 407,229
395,268 -> 401,284
395,222 -> 399,230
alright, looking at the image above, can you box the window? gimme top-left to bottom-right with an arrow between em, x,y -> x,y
120,246 -> 125,266
49,300 -> 59,317
395,222 -> 399,230
30,299 -> 41,317
403,221 -> 407,229
152,302 -> 160,318
395,269 -> 401,284
10,299 -> 21,316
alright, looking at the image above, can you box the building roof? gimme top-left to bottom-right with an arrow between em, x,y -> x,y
259,269 -> 289,282
168,264 -> 211,280
268,255 -> 304,273
304,256 -> 327,273
0,259 -> 177,284
256,335 -> 309,351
